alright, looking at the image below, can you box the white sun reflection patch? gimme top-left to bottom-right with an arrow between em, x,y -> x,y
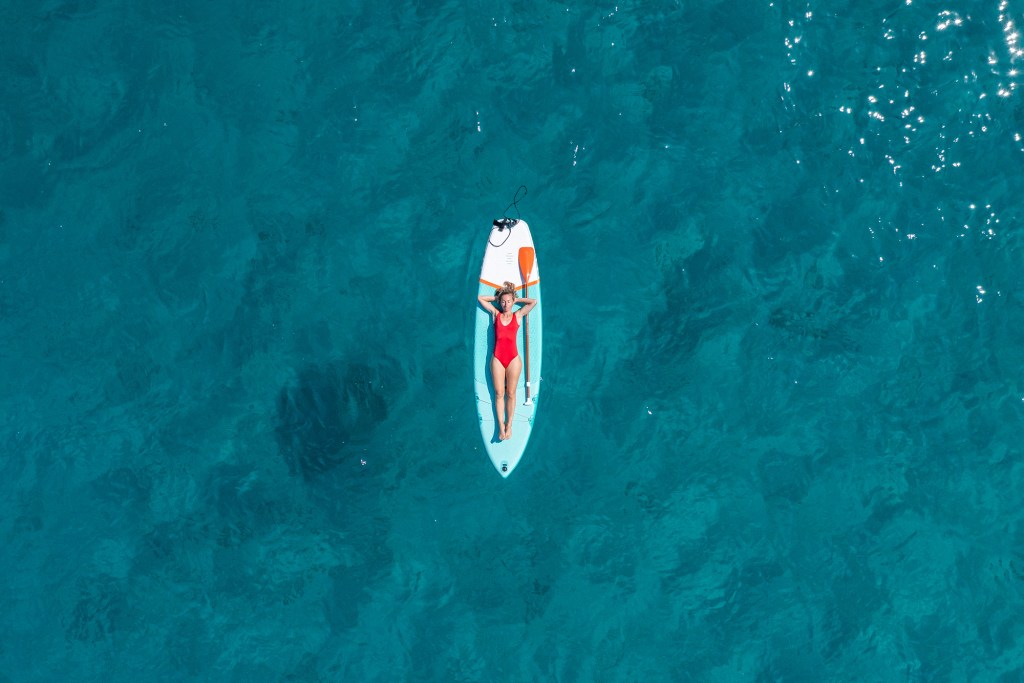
936,10 -> 964,31
998,0 -> 1023,94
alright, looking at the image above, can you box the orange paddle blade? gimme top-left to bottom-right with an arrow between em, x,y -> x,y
518,247 -> 535,282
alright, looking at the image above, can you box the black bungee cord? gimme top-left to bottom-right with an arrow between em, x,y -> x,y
503,185 -> 527,221
489,185 -> 528,247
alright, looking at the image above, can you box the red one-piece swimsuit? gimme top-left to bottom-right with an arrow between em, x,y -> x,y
494,313 -> 519,368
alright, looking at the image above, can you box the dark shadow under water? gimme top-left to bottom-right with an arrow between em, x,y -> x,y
275,362 -> 387,480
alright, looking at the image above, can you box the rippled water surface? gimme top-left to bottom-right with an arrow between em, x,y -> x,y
2,0 -> 1024,680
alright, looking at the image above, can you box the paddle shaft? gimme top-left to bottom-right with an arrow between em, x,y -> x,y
522,281 -> 532,403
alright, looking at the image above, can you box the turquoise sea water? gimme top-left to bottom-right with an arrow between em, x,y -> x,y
3,0 -> 1024,679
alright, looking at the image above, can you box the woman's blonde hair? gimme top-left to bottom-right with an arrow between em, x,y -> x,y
495,281 -> 517,300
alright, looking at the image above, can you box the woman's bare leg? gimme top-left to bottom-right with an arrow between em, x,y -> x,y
503,356 -> 523,439
490,357 -> 507,440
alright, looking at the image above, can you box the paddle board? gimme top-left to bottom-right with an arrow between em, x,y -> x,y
474,218 -> 543,477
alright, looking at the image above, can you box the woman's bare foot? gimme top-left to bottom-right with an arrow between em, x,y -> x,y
497,423 -> 506,441
504,423 -> 512,440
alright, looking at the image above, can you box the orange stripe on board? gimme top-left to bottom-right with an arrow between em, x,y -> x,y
480,278 -> 539,291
